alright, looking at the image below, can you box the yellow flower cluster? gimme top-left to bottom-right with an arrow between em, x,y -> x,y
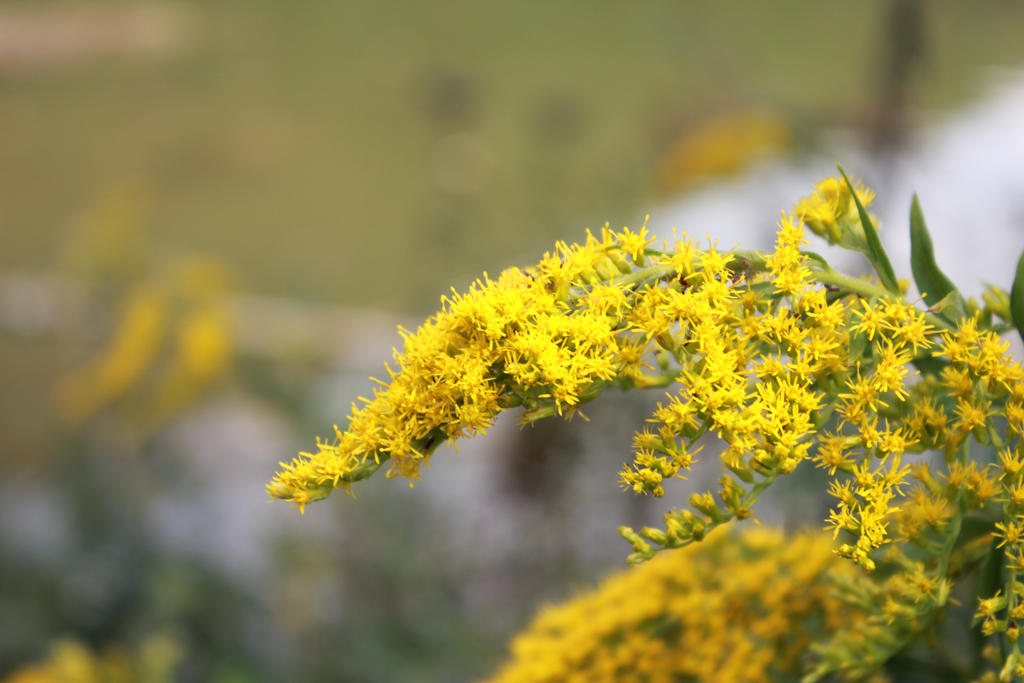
272,207 -> 841,522
487,527 -> 860,683
794,175 -> 878,250
936,319 -> 1024,677
617,213 -> 852,560
814,296 -> 940,570
805,557 -> 952,681
55,286 -> 168,422
54,257 -> 232,425
270,225 -> 675,509
2,635 -> 180,683
272,173 -> 1024,680
802,304 -> 1024,681
654,110 -> 791,192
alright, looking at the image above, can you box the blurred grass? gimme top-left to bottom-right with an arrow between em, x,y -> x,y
2,1 -> 1024,314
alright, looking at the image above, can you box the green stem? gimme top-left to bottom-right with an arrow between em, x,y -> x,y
642,470 -> 781,561
612,264 -> 673,288
938,439 -> 970,578
812,266 -> 955,332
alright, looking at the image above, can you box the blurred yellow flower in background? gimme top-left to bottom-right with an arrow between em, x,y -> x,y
53,253 -> 233,426
2,635 -> 179,683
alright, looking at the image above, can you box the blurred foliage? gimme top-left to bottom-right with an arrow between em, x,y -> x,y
3,2 -> 1024,312
53,257 -> 232,428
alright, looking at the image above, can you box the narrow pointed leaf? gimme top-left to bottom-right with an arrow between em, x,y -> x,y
1011,250 -> 1024,344
973,537 -> 1004,667
927,289 -> 962,317
800,250 -> 832,270
909,194 -> 957,306
838,165 -> 899,294
912,354 -> 947,377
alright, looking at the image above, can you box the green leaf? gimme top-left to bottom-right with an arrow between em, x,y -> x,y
958,513 -> 997,548
1011,250 -> 1024,344
912,354 -> 947,377
927,289 -> 961,315
976,535 -> 1003,600
973,537 -> 1004,668
838,165 -> 899,294
924,288 -> 967,326
800,250 -> 831,270
909,194 -> 957,306
847,329 -> 868,363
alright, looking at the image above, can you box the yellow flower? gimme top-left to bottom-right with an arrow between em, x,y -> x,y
54,287 -> 168,422
793,175 -> 877,249
486,528 -> 857,683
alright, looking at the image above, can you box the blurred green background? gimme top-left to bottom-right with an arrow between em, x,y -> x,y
5,1 -> 1024,307
2,1 -> 1024,681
